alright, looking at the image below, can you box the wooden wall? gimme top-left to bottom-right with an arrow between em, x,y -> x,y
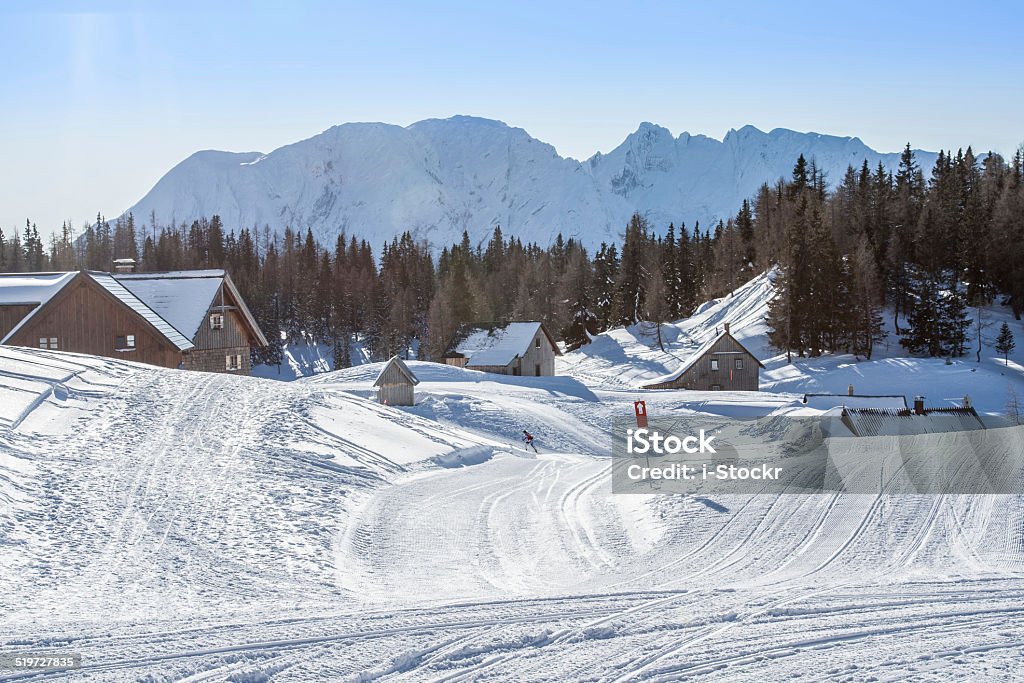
647,335 -> 759,391
376,362 -> 415,405
7,275 -> 182,368
0,304 -> 38,340
186,292 -> 254,375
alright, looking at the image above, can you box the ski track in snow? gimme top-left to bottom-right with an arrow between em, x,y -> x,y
5,273 -> 1024,680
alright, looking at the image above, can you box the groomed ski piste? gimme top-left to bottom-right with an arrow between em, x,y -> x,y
3,272 -> 1024,681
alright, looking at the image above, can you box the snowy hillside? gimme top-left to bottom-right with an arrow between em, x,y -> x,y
3,339 -> 1024,679
125,116 -> 937,249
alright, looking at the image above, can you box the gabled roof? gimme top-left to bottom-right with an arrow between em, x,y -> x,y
116,270 -> 268,347
447,321 -> 560,367
373,356 -> 420,387
0,271 -> 194,351
643,328 -> 764,387
87,273 -> 195,351
0,273 -> 78,342
840,406 -> 986,437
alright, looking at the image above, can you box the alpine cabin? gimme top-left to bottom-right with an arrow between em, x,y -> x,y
374,356 -> 419,406
643,323 -> 763,391
0,269 -> 266,374
442,322 -> 560,376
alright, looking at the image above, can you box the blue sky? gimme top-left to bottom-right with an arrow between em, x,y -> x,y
1,0 -> 1022,234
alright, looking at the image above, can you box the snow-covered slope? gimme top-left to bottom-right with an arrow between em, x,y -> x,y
4,329 -> 1024,680
126,116 -> 937,249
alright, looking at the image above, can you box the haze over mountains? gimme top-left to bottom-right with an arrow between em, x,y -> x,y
127,116 -> 937,248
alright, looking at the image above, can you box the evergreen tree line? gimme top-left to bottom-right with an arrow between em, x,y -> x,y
765,144 -> 1024,360
2,140 -> 1022,366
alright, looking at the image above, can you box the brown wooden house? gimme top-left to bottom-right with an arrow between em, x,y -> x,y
115,270 -> 268,374
643,323 -> 763,391
0,271 -> 194,367
442,322 -> 560,376
0,269 -> 267,374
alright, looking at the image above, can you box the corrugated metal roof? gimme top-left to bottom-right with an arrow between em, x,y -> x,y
87,273 -> 195,351
840,407 -> 986,437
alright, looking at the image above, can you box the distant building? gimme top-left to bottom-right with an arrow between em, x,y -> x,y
643,323 -> 763,391
0,269 -> 267,374
839,396 -> 986,437
374,356 -> 419,406
443,322 -> 560,376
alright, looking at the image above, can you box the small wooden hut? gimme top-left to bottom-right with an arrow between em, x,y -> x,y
374,356 -> 419,406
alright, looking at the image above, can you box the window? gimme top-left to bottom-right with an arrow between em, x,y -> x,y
710,359 -> 719,371
535,337 -> 541,349
115,334 -> 137,351
210,314 -> 225,330
535,364 -> 541,376
226,354 -> 243,371
734,358 -> 744,370
39,337 -> 58,350
711,384 -> 722,391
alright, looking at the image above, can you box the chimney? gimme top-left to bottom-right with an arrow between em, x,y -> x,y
113,258 -> 136,274
913,396 -> 925,415
848,384 -> 854,397
723,322 -> 730,334
963,394 -> 972,409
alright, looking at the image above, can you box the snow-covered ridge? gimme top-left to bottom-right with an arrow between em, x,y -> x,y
126,116 -> 938,249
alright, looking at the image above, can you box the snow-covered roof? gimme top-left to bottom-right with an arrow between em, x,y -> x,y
0,273 -> 79,343
452,322 -> 554,367
116,270 -> 268,347
373,356 -> 420,387
643,329 -> 764,387
87,273 -> 195,351
840,407 -> 986,437
116,271 -> 225,341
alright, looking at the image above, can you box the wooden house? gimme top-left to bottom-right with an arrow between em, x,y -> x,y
442,322 -> 560,376
0,271 -> 194,367
643,323 -> 763,391
0,269 -> 267,374
374,356 -> 419,405
115,270 -> 268,374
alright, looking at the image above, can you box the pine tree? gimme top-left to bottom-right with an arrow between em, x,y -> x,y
996,322 -> 1015,365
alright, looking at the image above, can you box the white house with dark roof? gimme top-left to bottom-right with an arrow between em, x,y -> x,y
442,322 -> 560,376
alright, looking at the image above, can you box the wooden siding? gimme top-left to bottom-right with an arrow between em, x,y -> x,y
6,275 -> 182,368
186,289 -> 256,375
376,362 -> 416,405
647,335 -> 760,391
0,304 -> 38,340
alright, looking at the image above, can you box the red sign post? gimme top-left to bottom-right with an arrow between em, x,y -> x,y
634,400 -> 648,428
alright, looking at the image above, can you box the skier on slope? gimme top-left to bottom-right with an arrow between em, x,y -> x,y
522,429 -> 539,453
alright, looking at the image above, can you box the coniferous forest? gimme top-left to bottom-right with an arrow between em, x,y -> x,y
2,144 -> 1022,368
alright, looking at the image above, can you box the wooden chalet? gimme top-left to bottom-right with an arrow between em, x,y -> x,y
0,269 -> 266,375
442,322 -> 560,376
643,323 -> 763,391
115,270 -> 268,374
374,356 -> 419,406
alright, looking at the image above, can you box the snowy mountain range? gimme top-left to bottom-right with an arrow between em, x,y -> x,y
128,116 -> 937,248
